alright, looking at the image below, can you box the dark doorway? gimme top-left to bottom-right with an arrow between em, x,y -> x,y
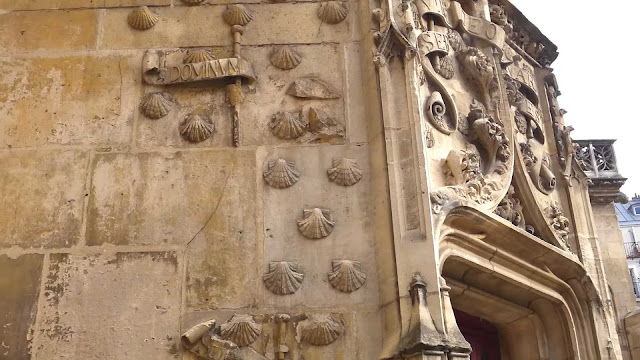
454,309 -> 501,360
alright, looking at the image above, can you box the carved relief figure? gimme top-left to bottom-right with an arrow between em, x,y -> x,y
546,202 -> 571,249
520,143 -> 556,195
494,186 -> 525,229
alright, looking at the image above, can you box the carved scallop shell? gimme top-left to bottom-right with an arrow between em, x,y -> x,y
263,261 -> 304,295
297,314 -> 344,346
263,159 -> 300,188
327,158 -> 362,186
140,92 -> 174,119
270,46 -> 302,70
128,6 -> 159,30
297,208 -> 335,239
223,5 -> 254,26
317,1 -> 348,24
328,260 -> 366,293
179,115 -> 215,143
184,49 -> 216,64
269,111 -> 307,140
219,314 -> 262,347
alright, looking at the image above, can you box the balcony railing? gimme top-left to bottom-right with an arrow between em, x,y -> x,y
574,140 -> 620,178
625,242 -> 640,259
634,281 -> 640,298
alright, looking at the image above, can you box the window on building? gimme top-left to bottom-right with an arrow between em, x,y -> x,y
634,207 -> 640,216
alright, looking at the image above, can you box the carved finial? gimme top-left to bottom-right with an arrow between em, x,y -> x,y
297,208 -> 335,239
128,6 -> 159,30
223,5 -> 253,26
317,1 -> 348,24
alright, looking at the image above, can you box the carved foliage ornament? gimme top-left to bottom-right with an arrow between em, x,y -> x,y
426,91 -> 457,135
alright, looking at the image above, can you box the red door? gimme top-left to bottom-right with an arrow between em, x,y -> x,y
454,309 -> 501,360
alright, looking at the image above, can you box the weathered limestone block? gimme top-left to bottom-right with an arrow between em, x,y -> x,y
239,45 -> 345,147
32,252 -> 181,360
0,254 -> 44,360
0,0 -> 170,10
0,10 -> 97,52
87,150 -> 257,247
0,55 -> 138,148
101,3 -> 352,50
0,150 -> 88,248
261,145 -> 378,308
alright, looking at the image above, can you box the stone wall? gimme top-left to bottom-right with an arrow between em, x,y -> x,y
0,1 -> 382,359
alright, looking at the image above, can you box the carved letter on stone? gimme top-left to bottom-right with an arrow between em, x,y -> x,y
297,208 -> 335,239
263,261 -> 304,295
296,314 -> 344,346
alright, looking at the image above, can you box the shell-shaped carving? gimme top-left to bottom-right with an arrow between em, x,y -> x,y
128,6 -> 159,30
263,159 -> 300,188
223,5 -> 254,26
317,1 -> 348,24
327,158 -> 362,186
270,46 -> 302,70
297,208 -> 335,239
140,92 -> 174,119
179,115 -> 215,143
182,0 -> 204,4
263,261 -> 304,295
269,111 -> 307,140
184,49 -> 216,64
298,314 -> 344,346
328,260 -> 366,293
219,314 -> 262,347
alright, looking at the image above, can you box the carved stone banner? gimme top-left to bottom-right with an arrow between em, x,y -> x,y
417,0 -> 506,51
142,51 -> 257,85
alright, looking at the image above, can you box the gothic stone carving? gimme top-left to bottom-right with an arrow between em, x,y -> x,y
181,320 -> 241,360
270,45 -> 302,70
520,143 -> 556,195
223,5 -> 253,26
180,115 -> 215,143
269,111 -> 307,140
546,202 -> 571,249
426,91 -> 457,135
494,186 -> 524,229
139,92 -> 174,119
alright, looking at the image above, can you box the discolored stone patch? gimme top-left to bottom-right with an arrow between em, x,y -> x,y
86,150 -> 257,247
32,252 -> 181,360
0,150 -> 89,249
0,254 -> 44,360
